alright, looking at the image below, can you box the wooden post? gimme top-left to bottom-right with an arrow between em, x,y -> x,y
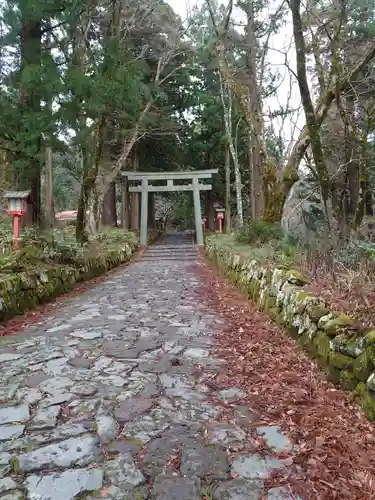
140,178 -> 148,246
121,177 -> 129,229
130,192 -> 139,231
193,176 -> 203,246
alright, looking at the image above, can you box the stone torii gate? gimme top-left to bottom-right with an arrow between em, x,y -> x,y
122,169 -> 218,247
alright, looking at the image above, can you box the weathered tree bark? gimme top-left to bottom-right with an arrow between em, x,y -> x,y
101,182 -> 117,227
206,190 -> 216,231
44,146 -> 54,229
19,3 -> 42,225
120,177 -> 129,229
130,194 -> 139,231
219,72 -> 243,226
130,148 -> 140,231
246,0 -> 268,220
224,143 -> 231,232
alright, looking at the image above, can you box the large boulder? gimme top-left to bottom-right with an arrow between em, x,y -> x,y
281,179 -> 326,238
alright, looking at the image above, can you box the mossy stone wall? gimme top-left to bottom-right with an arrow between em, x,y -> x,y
0,244 -> 137,322
205,237 -> 375,421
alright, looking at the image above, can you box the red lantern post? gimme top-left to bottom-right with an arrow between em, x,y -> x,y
4,191 -> 31,249
216,208 -> 225,233
202,216 -> 207,232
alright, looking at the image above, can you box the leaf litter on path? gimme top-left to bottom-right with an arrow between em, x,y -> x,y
194,261 -> 375,500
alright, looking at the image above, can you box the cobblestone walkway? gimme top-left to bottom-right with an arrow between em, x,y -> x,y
0,234 -> 299,500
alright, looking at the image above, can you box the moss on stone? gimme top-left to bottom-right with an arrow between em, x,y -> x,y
11,456 -> 20,473
264,295 -> 277,313
286,269 -> 308,285
366,345 -> 375,365
329,352 -> 354,370
321,314 -> 355,337
340,370 -> 358,391
365,331 -> 375,345
249,279 -> 261,301
313,331 -> 331,362
356,382 -> 375,421
353,351 -> 374,381
294,291 -> 313,302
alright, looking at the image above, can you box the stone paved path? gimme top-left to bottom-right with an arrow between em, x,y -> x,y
0,234 -> 300,500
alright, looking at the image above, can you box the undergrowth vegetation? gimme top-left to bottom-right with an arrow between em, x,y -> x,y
0,221 -> 137,274
220,220 -> 375,327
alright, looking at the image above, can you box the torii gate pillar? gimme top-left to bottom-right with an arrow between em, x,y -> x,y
192,177 -> 203,246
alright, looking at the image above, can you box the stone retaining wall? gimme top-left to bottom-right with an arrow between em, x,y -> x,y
205,237 -> 375,420
0,244 -> 137,322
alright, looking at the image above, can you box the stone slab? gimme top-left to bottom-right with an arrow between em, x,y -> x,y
154,474 -> 201,500
231,454 -> 283,480
0,406 -> 29,425
255,426 -> 293,452
18,435 -> 102,473
25,467 -> 104,500
213,478 -> 264,499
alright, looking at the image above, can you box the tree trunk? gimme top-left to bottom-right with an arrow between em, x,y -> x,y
246,0 -> 267,220
130,148 -> 140,231
101,182 -> 117,227
219,72 -> 243,226
206,191 -> 216,231
130,193 -> 139,231
19,5 -> 42,225
120,177 -> 129,229
224,143 -> 231,232
44,146 -> 54,229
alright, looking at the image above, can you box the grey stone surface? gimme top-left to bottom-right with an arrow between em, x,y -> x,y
25,468 -> 103,500
0,493 -> 23,500
213,478 -> 264,499
180,444 -> 229,479
0,477 -> 20,494
142,425 -> 196,477
107,439 -> 142,457
216,388 -> 245,403
96,415 -> 117,444
103,454 -> 145,489
0,406 -> 29,425
18,435 -> 102,472
206,422 -> 246,449
115,398 -> 153,423
28,406 -> 60,430
0,353 -> 21,364
266,486 -> 302,499
154,474 -> 201,500
231,454 -> 283,479
0,234 -> 296,495
0,425 -> 24,441
256,426 -> 293,452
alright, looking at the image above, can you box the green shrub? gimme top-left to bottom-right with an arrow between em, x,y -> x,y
235,220 -> 283,245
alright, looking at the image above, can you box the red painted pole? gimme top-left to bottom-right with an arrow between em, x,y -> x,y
13,215 -> 20,249
219,218 -> 222,233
